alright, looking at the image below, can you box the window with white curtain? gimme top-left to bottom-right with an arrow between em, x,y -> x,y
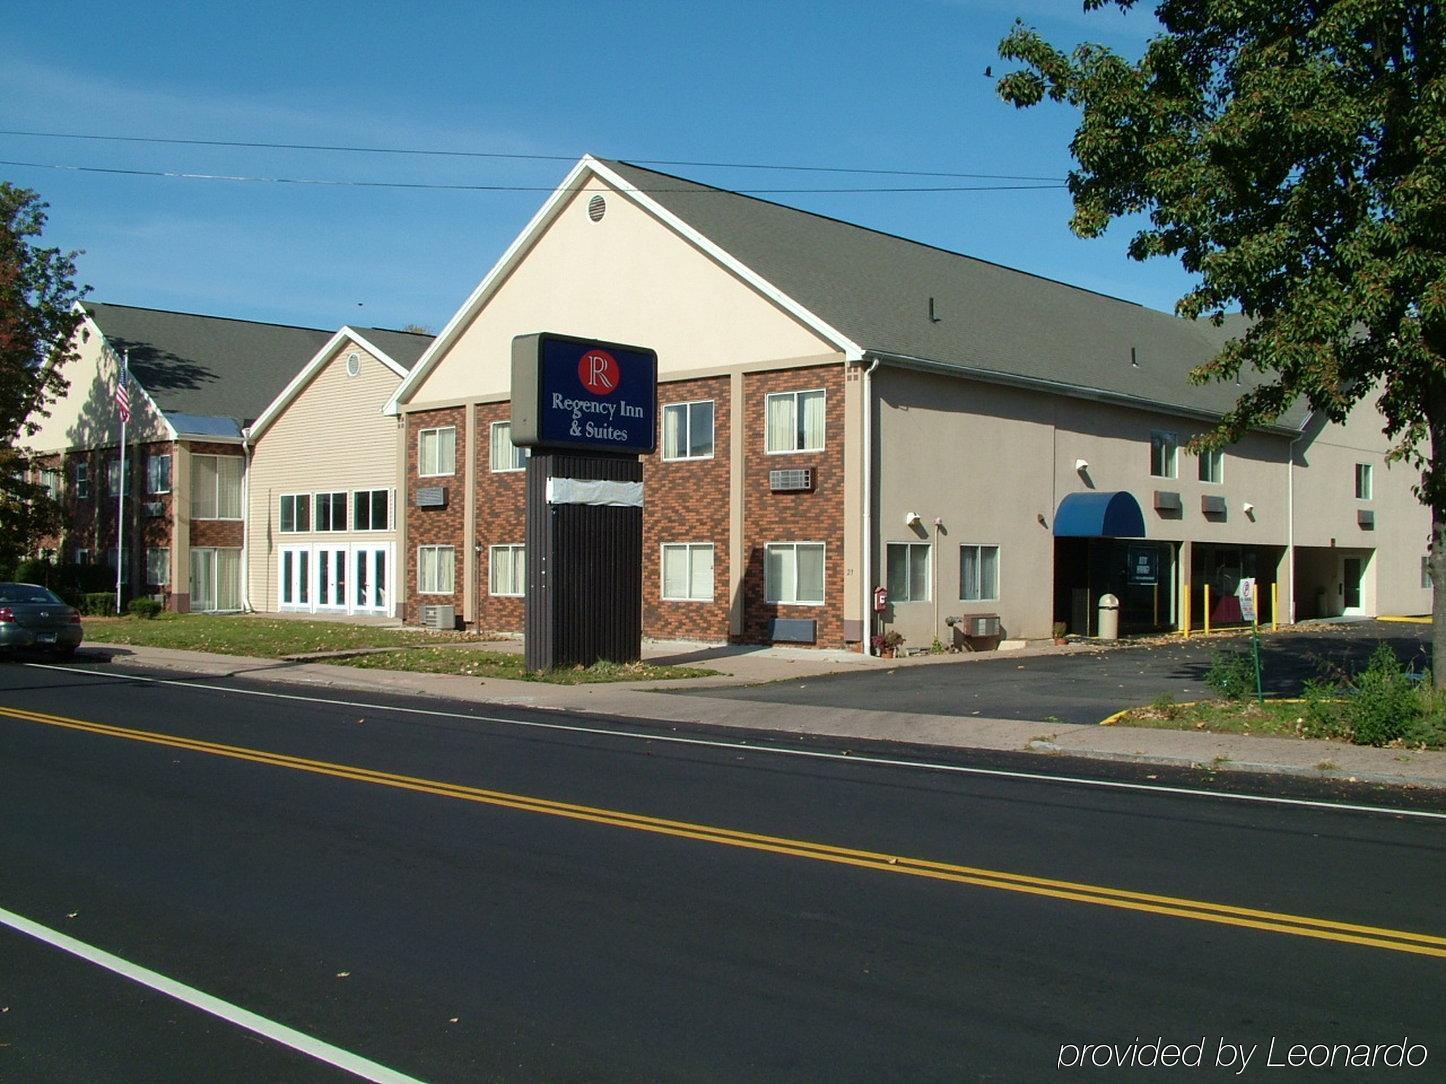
146,453 -> 172,494
489,544 -> 526,596
661,543 -> 714,600
490,422 -> 529,472
662,401 -> 715,460
418,545 -> 455,594
419,427 -> 456,476
145,547 -> 170,586
764,542 -> 825,604
765,389 -> 825,453
191,456 -> 242,519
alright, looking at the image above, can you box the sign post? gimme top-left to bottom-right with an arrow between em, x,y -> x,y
1240,576 -> 1264,703
511,333 -> 657,672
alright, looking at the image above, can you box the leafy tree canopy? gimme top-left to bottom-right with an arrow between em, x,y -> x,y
0,182 -> 88,571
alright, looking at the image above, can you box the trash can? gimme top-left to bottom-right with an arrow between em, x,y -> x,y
1097,593 -> 1120,641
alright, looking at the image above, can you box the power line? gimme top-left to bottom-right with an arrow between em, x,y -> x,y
0,159 -> 1068,194
0,128 -> 1068,183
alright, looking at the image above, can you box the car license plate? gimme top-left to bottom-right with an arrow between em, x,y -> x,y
37,633 -> 57,644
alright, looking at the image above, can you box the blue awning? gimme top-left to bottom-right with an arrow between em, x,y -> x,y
1054,491 -> 1146,538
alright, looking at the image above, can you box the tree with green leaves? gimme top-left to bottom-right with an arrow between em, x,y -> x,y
997,1 -> 1445,679
0,182 -> 88,573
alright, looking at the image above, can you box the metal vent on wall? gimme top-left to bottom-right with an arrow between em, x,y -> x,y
587,194 -> 606,222
769,468 -> 813,492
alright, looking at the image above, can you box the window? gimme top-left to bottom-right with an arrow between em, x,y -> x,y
279,493 -> 311,533
107,458 -> 131,496
1198,449 -> 1223,484
38,468 -> 60,500
145,547 -> 170,586
419,426 -> 456,477
75,547 -> 89,565
1423,555 -> 1432,590
146,453 -> 172,494
886,542 -> 932,602
764,542 -> 825,605
765,389 -> 826,453
418,545 -> 455,594
960,545 -> 1000,601
353,489 -> 389,531
191,455 -> 242,519
74,462 -> 89,500
489,421 -> 528,472
1355,462 -> 1373,500
107,546 -> 130,584
313,492 -> 347,531
662,401 -> 715,460
489,544 -> 526,596
662,543 -> 714,601
1150,431 -> 1178,478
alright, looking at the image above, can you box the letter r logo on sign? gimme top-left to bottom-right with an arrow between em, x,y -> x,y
578,350 -> 620,395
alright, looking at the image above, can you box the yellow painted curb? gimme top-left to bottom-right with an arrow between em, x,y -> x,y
1379,615 -> 1431,624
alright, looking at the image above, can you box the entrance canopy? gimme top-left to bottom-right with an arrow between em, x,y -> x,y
1054,491 -> 1146,538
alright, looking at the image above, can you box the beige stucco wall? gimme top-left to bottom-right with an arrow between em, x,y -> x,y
245,339 -> 403,612
406,180 -> 841,407
27,316 -> 170,453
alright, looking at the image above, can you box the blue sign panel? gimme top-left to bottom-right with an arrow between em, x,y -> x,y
511,333 -> 657,455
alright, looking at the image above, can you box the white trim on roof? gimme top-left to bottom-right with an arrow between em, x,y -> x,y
248,327 -> 409,442
385,155 -> 863,415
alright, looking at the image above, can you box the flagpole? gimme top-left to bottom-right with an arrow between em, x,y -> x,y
115,350 -> 128,615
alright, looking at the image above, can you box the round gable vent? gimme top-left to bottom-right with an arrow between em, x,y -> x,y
346,352 -> 361,377
587,194 -> 606,222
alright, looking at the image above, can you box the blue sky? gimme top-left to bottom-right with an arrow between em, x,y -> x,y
1,1 -> 1191,334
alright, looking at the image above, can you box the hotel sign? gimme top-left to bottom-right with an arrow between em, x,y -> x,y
511,333 -> 657,455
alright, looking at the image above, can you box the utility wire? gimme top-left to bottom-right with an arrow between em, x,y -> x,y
0,128 -> 1067,183
0,159 -> 1068,194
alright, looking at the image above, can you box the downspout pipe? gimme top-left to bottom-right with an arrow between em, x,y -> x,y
862,354 -> 881,656
241,428 -> 254,613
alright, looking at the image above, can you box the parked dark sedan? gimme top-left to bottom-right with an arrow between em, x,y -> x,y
0,583 -> 83,659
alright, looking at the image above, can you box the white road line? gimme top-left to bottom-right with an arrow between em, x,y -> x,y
0,905 -> 426,1084
21,662 -> 1446,821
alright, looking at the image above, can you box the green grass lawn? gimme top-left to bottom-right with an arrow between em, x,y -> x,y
1111,695 -> 1446,750
326,648 -> 719,684
82,613 -> 490,658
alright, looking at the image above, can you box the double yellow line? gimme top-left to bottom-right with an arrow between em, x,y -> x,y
4,702 -> 1444,959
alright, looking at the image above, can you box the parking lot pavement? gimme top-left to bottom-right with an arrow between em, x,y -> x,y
669,620 -> 1433,725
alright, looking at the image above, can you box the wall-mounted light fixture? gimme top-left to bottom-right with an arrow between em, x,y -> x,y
1075,458 -> 1089,472
905,511 -> 922,527
1243,502 -> 1255,515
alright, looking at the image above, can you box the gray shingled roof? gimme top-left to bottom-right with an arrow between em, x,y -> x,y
601,160 -> 1303,429
84,303 -> 432,434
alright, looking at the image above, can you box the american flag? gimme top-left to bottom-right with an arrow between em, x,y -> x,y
115,376 -> 130,423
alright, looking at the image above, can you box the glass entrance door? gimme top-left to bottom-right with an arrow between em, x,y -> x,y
315,546 -> 347,610
352,545 -> 390,614
279,547 -> 311,610
1341,555 -> 1365,615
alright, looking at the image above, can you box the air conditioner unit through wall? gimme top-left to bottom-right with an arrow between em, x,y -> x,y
421,604 -> 455,631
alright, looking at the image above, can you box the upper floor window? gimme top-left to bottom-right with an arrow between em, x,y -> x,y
146,453 -> 172,495
190,455 -> 242,520
765,389 -> 825,453
279,493 -> 310,533
107,458 -> 132,497
1150,431 -> 1178,478
38,468 -> 60,501
314,491 -> 347,532
1197,448 -> 1223,484
74,462 -> 89,500
1355,462 -> 1373,500
489,421 -> 528,472
419,426 -> 456,477
662,400 -> 715,460
353,489 -> 389,531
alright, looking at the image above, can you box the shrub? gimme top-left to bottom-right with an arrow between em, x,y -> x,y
1205,649 -> 1256,701
78,592 -> 118,616
1346,642 -> 1419,746
127,597 -> 163,619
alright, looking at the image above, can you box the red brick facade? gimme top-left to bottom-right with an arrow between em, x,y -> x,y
473,402 -> 528,633
404,407 -> 466,625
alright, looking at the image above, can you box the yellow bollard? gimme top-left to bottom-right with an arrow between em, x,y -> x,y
1182,591 -> 1191,639
1203,584 -> 1211,636
1271,581 -> 1279,631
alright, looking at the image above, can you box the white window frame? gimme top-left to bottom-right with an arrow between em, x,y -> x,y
418,426 -> 457,478
661,542 -> 715,601
1355,462 -> 1374,500
314,491 -> 347,532
352,488 -> 389,531
417,545 -> 456,595
74,462 -> 89,500
190,455 -> 242,520
1150,431 -> 1178,479
39,467 -> 60,501
763,541 -> 826,606
661,400 -> 716,461
489,421 -> 529,473
145,546 -> 170,586
146,453 -> 172,495
278,493 -> 311,534
959,544 -> 1001,602
765,389 -> 826,454
1197,448 -> 1224,484
75,547 -> 90,565
885,541 -> 932,603
488,544 -> 526,597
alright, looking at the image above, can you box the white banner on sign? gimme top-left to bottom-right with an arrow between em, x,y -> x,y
1238,577 -> 1257,622
545,478 -> 644,508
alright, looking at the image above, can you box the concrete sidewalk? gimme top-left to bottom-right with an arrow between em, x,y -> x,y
59,638 -> 1446,792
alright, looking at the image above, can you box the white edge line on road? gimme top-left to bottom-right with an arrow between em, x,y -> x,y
22,662 -> 1446,822
0,905 -> 426,1084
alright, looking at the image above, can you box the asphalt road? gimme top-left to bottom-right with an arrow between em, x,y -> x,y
2,659 -> 1443,1080
679,621 -> 1433,724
